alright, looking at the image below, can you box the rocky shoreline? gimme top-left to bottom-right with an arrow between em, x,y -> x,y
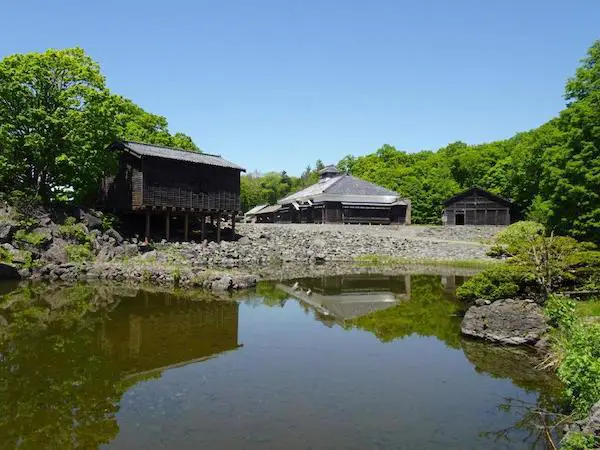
1,206 -> 500,290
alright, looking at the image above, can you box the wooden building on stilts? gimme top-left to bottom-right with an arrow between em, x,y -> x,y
99,140 -> 245,242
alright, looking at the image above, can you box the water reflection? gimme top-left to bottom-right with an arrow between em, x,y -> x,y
0,274 -> 565,449
0,286 -> 240,449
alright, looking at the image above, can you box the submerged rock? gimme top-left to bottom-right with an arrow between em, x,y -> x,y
461,298 -> 548,345
0,262 -> 20,280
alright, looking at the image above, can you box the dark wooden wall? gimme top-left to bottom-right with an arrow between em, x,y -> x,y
273,202 -> 409,225
444,192 -> 510,225
99,153 -> 141,212
100,153 -> 241,213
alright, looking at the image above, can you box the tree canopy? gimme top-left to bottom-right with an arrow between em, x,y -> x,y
0,48 -> 198,204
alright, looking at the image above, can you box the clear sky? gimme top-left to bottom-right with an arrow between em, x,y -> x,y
1,1 -> 599,175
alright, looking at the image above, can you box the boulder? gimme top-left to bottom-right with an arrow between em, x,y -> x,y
43,239 -> 69,264
0,262 -> 20,280
461,298 -> 548,345
0,222 -> 15,244
104,228 -> 123,244
582,401 -> 600,438
75,207 -> 103,230
237,236 -> 251,245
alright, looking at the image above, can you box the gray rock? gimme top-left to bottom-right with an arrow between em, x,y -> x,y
0,222 -> 15,244
141,250 -> 157,260
75,207 -> 103,230
237,236 -> 251,245
461,299 -> 548,345
0,262 -> 20,280
44,239 -> 69,264
582,401 -> 600,437
211,276 -> 233,291
104,228 -> 123,244
474,298 -> 491,306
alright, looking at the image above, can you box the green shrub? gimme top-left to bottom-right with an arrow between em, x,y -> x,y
58,218 -> 92,244
456,264 -> 535,302
561,431 -> 599,450
65,244 -> 93,263
557,323 -> 600,415
545,295 -> 577,329
101,213 -> 119,232
489,221 -> 545,257
0,247 -> 12,263
14,229 -> 49,247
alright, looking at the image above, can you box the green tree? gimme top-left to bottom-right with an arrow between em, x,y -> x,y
0,48 -> 116,203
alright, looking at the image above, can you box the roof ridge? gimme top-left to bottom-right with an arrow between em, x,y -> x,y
321,174 -> 346,193
122,140 -> 222,158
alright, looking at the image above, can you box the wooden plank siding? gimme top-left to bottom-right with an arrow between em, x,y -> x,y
99,150 -> 242,214
443,189 -> 511,226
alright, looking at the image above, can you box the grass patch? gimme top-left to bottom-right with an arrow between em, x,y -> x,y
354,254 -> 498,269
65,244 -> 93,263
575,300 -> 600,318
14,229 -> 49,247
58,217 -> 93,244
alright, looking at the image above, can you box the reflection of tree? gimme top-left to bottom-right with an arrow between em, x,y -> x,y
0,285 -> 125,449
254,282 -> 289,307
347,275 -> 463,348
0,283 -> 239,449
462,340 -> 569,448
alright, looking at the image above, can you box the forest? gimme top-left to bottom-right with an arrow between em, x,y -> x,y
0,42 -> 599,242
243,41 -> 600,243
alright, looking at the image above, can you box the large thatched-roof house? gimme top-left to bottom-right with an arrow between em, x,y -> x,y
273,165 -> 411,225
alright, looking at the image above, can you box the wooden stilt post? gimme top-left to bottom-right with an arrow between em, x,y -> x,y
201,212 -> 206,241
145,210 -> 151,241
210,215 -> 214,226
231,212 -> 236,239
216,211 -> 221,243
184,212 -> 189,241
165,212 -> 170,241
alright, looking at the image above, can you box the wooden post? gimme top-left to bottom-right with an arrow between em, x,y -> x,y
201,213 -> 206,240
145,210 -> 151,240
231,212 -> 236,238
184,212 -> 189,241
165,212 -> 170,241
216,211 -> 221,243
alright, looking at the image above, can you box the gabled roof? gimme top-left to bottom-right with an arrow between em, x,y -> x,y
245,204 -> 268,215
113,140 -> 246,171
278,175 -> 404,205
255,204 -> 282,214
443,187 -> 513,207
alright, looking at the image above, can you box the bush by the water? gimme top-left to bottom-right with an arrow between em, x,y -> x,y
456,264 -> 535,302
545,296 -> 600,418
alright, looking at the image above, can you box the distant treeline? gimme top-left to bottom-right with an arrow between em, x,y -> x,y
242,41 -> 600,242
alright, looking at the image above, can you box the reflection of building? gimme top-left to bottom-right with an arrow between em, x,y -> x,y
278,274 -> 411,321
98,292 -> 240,376
441,275 -> 468,294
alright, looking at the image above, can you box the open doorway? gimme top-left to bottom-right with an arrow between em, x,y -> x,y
455,213 -> 465,225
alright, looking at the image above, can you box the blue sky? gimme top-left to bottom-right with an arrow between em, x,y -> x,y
1,1 -> 599,175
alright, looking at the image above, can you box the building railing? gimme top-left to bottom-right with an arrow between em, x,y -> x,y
143,185 -> 240,211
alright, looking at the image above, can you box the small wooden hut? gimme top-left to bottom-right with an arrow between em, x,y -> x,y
442,187 -> 512,226
99,140 -> 245,241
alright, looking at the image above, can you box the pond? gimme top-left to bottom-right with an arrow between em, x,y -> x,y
0,272 -> 564,449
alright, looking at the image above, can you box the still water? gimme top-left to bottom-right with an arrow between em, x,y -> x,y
0,274 -> 563,449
